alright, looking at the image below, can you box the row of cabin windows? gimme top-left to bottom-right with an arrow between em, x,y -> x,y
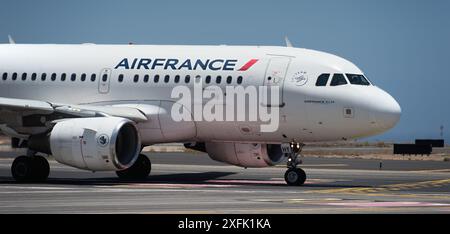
315,73 -> 371,87
2,72 -> 96,82
120,74 -> 243,85
1,72 -> 244,85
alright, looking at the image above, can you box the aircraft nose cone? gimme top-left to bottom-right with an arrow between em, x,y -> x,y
370,89 -> 401,130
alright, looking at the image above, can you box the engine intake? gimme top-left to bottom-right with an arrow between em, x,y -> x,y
29,117 -> 140,171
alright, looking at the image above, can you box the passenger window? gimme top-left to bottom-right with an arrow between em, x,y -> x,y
346,74 -> 370,86
118,74 -> 124,82
31,73 -> 37,81
61,73 -> 66,81
144,75 -> 149,83
71,73 -> 76,81
226,76 -> 232,84
174,75 -> 180,83
330,74 -> 347,86
154,75 -> 160,83
41,73 -> 47,81
22,73 -> 27,81
185,75 -> 190,83
237,76 -> 243,84
51,73 -> 56,81
102,74 -> 108,82
205,75 -> 211,84
80,73 -> 86,82
315,74 -> 330,86
216,76 -> 222,84
91,74 -> 96,82
133,74 -> 139,83
164,75 -> 170,83
195,75 -> 201,83
2,73 -> 7,80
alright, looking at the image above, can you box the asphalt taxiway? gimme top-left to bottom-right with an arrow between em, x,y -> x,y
0,151 -> 449,213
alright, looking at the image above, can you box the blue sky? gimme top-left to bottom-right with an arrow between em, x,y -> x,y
0,0 -> 449,143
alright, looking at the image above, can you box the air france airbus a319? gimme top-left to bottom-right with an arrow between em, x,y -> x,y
0,38 -> 401,185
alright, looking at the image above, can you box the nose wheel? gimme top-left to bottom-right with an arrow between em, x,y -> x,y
282,141 -> 306,186
285,168 -> 306,186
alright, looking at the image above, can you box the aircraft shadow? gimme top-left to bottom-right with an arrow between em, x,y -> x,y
0,172 -> 235,186
0,172 -> 368,189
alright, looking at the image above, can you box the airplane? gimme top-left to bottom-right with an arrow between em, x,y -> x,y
0,38 -> 401,186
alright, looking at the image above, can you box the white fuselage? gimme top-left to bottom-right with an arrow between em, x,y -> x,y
0,44 -> 401,145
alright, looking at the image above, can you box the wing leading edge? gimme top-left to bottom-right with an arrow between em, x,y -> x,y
0,97 -> 149,138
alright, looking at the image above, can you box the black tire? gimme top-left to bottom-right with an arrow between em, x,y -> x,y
284,168 -> 306,186
12,156 -> 50,182
11,156 -> 34,182
116,154 -> 151,180
32,156 -> 50,181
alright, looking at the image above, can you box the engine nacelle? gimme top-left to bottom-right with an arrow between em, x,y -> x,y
205,142 -> 284,168
45,117 -> 140,171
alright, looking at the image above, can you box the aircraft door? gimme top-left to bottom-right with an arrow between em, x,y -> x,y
98,68 -> 111,94
261,57 -> 291,107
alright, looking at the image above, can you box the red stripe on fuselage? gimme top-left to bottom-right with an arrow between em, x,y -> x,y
238,59 -> 259,71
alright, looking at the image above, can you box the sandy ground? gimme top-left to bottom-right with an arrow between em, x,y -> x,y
1,137 -> 448,162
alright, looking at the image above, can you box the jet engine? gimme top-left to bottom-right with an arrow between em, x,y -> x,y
28,117 -> 140,171
205,142 -> 285,168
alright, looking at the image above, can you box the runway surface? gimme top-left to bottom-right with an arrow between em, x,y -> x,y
0,151 -> 450,213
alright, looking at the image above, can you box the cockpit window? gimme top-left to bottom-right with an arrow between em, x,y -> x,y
346,74 -> 371,86
330,74 -> 347,86
315,74 -> 330,86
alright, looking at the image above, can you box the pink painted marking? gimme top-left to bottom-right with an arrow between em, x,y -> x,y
206,179 -> 325,185
206,179 -> 285,185
122,183 -> 236,188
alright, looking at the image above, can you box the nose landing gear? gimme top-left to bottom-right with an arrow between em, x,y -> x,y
282,142 -> 306,186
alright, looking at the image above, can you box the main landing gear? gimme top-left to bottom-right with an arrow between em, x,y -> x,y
10,151 -> 151,182
282,142 -> 306,186
11,151 -> 50,182
116,154 -> 152,180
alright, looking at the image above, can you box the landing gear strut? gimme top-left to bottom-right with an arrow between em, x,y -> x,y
282,142 -> 306,186
11,151 -> 50,182
116,154 -> 151,180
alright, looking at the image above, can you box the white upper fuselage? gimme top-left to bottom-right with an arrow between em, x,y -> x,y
0,44 -> 401,145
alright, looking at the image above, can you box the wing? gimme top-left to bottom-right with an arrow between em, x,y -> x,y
0,97 -> 149,138
0,97 -> 54,114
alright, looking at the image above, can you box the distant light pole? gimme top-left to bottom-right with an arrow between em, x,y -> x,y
440,125 -> 444,138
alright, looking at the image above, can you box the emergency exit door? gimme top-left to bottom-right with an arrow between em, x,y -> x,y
98,68 -> 111,94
